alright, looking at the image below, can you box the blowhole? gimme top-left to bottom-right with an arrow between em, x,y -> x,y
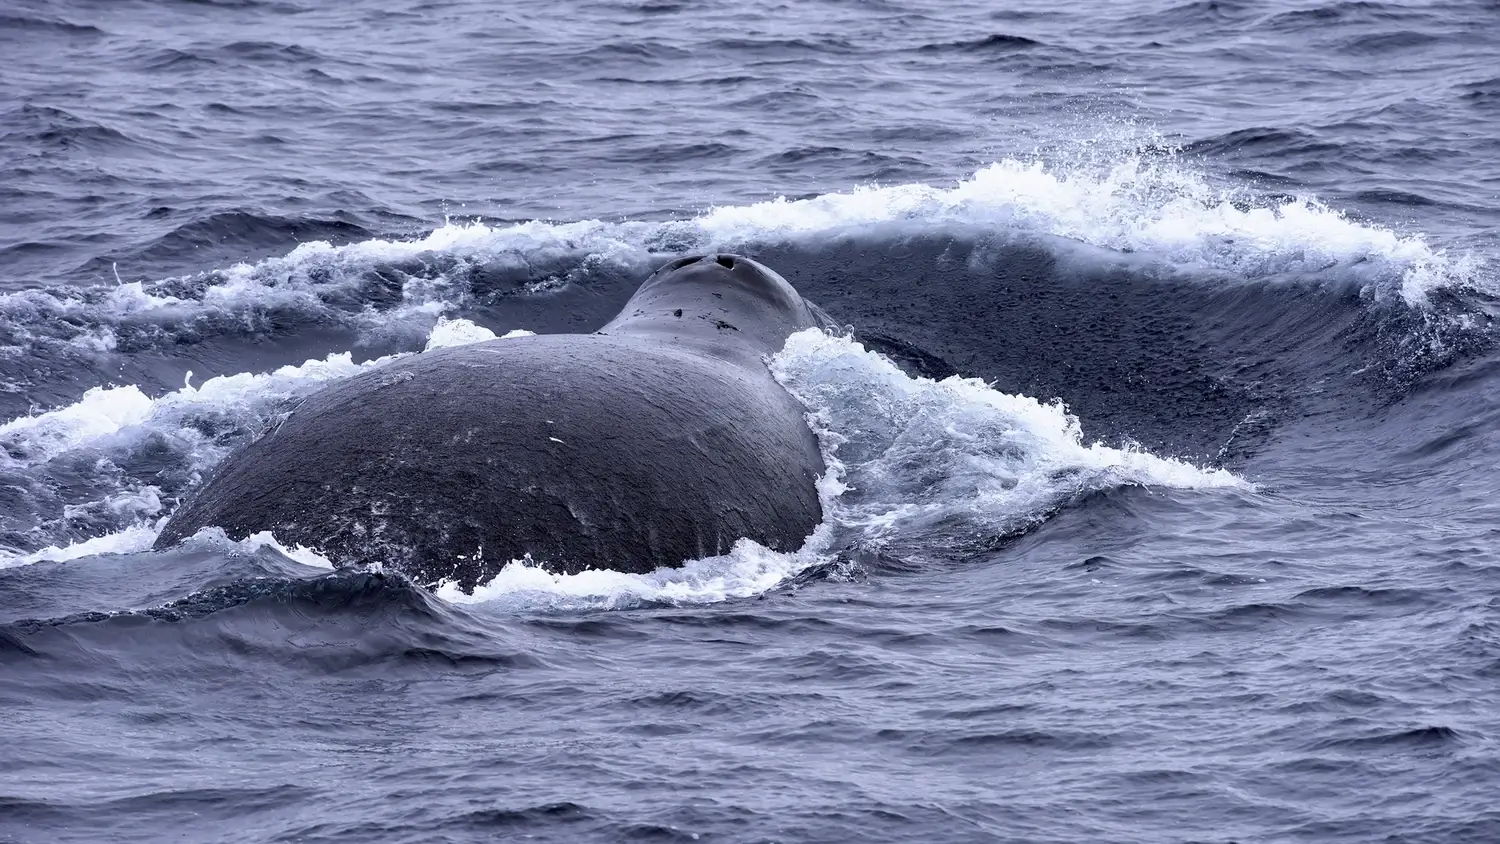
715,255 -> 737,269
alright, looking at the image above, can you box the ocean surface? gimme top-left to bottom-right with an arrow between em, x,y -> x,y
2,0 -> 1499,841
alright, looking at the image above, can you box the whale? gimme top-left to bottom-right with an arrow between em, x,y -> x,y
153,254 -> 833,591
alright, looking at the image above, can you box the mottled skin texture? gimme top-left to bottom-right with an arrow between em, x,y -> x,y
155,255 -> 830,591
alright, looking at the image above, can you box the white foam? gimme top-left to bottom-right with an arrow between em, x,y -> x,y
63,484 -> 166,522
693,158 -> 1476,305
365,161 -> 1470,306
0,315 -> 1247,606
424,316 -> 500,350
1,523 -> 161,567
434,538 -> 827,611
421,317 -> 533,351
0,520 -> 344,571
0,347 -> 419,483
0,385 -> 155,464
769,329 -> 1246,558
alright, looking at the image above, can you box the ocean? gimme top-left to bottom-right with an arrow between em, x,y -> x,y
2,0 -> 1498,841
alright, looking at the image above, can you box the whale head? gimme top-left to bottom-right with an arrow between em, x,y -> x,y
599,254 -> 831,362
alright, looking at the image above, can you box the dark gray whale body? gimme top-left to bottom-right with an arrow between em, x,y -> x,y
154,254 -> 831,590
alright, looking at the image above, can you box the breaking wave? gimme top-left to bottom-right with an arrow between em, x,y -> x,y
1,154 -> 1482,371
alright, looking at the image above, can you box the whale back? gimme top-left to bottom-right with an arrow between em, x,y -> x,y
154,334 -> 825,589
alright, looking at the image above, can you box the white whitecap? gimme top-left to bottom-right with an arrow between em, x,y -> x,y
1,523 -> 161,568
422,317 -> 535,351
424,317 -> 499,350
0,384 -> 155,465
691,158 -> 1477,304
434,538 -> 824,611
768,329 -> 1246,557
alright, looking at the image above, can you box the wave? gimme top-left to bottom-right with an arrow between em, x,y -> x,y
0,104 -> 140,152
917,34 -> 1046,53
0,12 -> 103,37
436,536 -> 835,612
1,155 -> 1481,372
0,559 -> 518,676
125,211 -> 374,265
1263,1 -> 1428,29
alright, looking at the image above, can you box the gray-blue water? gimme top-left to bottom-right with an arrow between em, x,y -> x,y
2,1 -> 1499,841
